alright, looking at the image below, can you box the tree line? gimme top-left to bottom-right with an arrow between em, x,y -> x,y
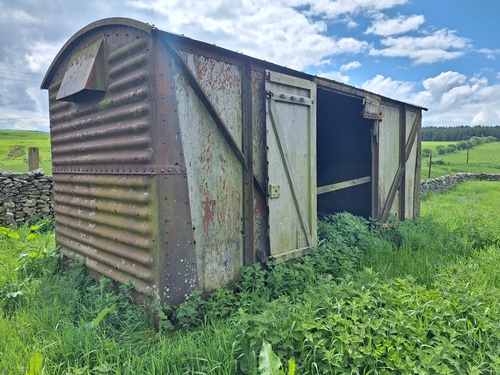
422,125 -> 500,141
422,136 -> 497,157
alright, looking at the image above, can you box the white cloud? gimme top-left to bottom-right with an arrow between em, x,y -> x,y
365,14 -> 425,36
413,72 -> 500,126
26,41 -> 61,73
346,20 -> 359,29
340,61 -> 361,71
370,29 -> 471,64
320,71 -> 350,83
130,0 -> 369,70
361,74 -> 415,100
422,71 -> 467,95
478,48 -> 500,60
307,0 -> 409,19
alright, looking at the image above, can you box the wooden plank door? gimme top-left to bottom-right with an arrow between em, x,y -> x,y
265,71 -> 317,259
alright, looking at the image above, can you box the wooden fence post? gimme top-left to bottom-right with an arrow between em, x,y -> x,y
28,147 -> 39,171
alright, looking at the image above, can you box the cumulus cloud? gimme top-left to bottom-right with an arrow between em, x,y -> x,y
478,48 -> 500,60
361,74 -> 415,100
130,0 -> 370,70
417,73 -> 500,126
370,29 -> 471,64
306,0 -> 409,19
320,71 -> 350,83
340,61 -> 361,71
365,14 -> 425,36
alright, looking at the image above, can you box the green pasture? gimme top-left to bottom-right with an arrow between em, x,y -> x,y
0,130 -> 52,175
421,141 -> 500,179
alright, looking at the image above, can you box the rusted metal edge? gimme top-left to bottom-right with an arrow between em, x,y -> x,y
52,164 -> 186,175
161,39 -> 248,170
268,97 -> 311,247
42,18 -> 154,89
242,60 -> 255,266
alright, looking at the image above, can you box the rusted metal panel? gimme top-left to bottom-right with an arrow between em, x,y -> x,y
179,51 -> 243,150
251,70 -> 269,259
44,26 -> 165,305
378,104 -> 400,218
49,33 -> 155,175
265,71 -> 317,258
53,173 -> 160,298
172,59 -> 244,292
56,37 -> 106,101
152,36 -> 199,306
242,60 -> 255,266
252,71 -> 267,191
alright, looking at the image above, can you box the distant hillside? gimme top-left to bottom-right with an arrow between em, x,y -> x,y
0,130 -> 52,175
422,125 -> 500,141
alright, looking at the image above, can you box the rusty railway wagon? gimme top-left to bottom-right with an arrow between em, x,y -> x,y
42,18 -> 426,305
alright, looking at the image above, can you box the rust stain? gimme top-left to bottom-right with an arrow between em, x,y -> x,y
202,193 -> 216,235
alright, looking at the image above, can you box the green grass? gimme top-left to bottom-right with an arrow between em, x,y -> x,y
0,130 -> 52,175
1,182 -> 500,374
421,141 -> 500,179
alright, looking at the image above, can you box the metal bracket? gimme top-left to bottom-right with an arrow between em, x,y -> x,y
269,184 -> 280,199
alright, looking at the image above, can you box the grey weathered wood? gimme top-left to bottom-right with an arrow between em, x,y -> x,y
317,176 -> 371,195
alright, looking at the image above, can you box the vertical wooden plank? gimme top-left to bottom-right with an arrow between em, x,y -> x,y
371,121 -> 380,220
414,121 -> 423,217
399,105 -> 406,220
28,147 -> 39,171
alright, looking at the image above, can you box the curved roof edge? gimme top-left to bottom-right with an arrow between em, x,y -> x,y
41,17 -> 154,89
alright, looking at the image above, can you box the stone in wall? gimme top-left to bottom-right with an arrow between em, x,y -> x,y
421,172 -> 500,197
0,168 -> 54,228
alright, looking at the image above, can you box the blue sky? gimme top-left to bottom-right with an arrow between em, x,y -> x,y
0,0 -> 499,132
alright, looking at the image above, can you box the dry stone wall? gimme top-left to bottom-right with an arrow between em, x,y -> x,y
421,172 -> 500,197
1,169 -> 498,227
0,168 -> 54,227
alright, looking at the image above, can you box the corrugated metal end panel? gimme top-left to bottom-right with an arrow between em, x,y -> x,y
47,27 -> 162,303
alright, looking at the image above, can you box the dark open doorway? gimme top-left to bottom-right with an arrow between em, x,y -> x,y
316,88 -> 373,218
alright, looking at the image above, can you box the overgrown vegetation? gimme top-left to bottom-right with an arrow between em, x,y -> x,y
1,181 -> 500,374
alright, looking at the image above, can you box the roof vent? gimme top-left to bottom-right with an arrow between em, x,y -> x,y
56,37 -> 107,101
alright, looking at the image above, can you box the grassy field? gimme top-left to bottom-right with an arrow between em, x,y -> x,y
0,130 -> 52,175
421,141 -> 500,179
1,181 -> 500,374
